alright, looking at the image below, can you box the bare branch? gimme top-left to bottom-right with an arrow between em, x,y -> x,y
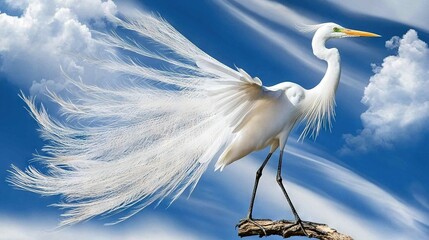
237,219 -> 353,240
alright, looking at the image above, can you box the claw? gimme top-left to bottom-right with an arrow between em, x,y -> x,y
282,218 -> 310,237
296,219 -> 309,237
237,218 -> 267,236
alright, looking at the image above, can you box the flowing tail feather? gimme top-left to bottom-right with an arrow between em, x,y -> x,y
8,12 -> 241,226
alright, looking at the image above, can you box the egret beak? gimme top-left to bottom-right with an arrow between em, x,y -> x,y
342,29 -> 381,37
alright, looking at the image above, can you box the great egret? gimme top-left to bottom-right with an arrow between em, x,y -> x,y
9,12 -> 380,232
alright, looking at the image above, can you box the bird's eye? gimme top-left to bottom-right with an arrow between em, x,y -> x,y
333,27 -> 341,32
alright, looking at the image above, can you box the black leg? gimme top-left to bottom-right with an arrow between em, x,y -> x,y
246,152 -> 272,219
276,150 -> 309,237
237,152 -> 273,235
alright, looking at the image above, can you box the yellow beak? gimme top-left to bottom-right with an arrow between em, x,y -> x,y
342,29 -> 381,37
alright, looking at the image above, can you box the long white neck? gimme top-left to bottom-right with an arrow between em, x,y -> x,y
300,30 -> 341,139
311,32 -> 341,92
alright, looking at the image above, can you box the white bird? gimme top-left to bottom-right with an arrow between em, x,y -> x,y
8,12 -> 379,232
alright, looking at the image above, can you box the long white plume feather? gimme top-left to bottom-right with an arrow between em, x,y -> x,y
8,13 -> 248,226
295,23 -> 326,33
9,11 -> 339,227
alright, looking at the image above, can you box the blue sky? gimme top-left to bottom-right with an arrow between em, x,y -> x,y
1,0 -> 429,239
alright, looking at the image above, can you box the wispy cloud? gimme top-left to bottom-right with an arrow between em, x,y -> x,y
342,29 -> 429,152
0,214 -> 216,240
209,143 -> 429,239
216,0 -> 325,73
231,0 -> 318,30
287,146 -> 429,231
216,0 -> 370,91
326,0 -> 429,32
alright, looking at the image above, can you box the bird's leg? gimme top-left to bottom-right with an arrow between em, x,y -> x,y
237,152 -> 273,235
247,152 -> 272,219
276,150 -> 309,237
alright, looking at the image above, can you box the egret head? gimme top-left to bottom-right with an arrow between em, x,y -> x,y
329,23 -> 380,39
299,22 -> 381,39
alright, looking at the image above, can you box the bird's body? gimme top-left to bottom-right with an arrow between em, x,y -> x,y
217,82 -> 302,169
9,13 -> 379,228
216,25 -> 344,169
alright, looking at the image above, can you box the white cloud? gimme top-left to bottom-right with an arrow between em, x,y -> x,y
0,0 -> 117,94
385,36 -> 401,49
326,0 -> 429,32
343,29 -> 429,152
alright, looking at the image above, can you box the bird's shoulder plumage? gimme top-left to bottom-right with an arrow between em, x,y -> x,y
196,56 -> 287,133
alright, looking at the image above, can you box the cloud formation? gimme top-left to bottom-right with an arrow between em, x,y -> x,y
0,0 -> 117,94
343,29 -> 429,152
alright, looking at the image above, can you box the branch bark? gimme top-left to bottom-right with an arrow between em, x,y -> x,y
237,219 -> 353,240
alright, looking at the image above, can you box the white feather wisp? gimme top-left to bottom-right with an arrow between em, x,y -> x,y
8,13 -> 243,226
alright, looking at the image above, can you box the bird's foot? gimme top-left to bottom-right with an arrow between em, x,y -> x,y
236,217 -> 269,236
297,218 -> 310,237
283,218 -> 310,237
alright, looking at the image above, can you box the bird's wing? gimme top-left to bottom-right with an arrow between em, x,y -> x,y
8,13 -> 283,226
196,56 -> 281,134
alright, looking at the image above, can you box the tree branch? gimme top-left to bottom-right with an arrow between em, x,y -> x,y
237,219 -> 353,240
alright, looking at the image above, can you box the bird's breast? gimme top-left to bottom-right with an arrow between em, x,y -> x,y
234,100 -> 300,151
